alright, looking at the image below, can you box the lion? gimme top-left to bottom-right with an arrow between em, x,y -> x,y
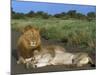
17,25 -> 41,64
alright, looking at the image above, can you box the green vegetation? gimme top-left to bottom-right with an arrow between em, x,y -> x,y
11,8 -> 96,21
11,8 -> 96,50
11,18 -> 96,50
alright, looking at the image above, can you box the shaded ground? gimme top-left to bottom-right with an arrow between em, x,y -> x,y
11,30 -> 96,75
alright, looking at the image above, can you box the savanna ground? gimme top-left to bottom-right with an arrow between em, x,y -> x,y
11,18 -> 96,74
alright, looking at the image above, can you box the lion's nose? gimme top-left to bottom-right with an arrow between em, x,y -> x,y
30,41 -> 36,47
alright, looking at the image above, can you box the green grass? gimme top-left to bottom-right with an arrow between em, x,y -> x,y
11,18 -> 96,50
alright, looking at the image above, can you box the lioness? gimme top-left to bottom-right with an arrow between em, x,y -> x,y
17,25 -> 41,64
27,51 -> 95,68
49,52 -> 94,67
24,45 -> 66,68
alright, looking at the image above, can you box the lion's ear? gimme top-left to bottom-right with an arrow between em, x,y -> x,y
37,27 -> 41,32
22,25 -> 33,33
33,26 -> 41,32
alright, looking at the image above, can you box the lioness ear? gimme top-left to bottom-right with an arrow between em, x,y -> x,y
22,25 -> 33,33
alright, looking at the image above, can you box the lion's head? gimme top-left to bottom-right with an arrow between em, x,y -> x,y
17,25 -> 41,58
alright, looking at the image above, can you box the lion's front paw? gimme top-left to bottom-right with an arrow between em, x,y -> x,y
17,57 -> 26,64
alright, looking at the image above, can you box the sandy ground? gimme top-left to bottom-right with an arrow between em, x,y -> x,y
11,30 -> 96,75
